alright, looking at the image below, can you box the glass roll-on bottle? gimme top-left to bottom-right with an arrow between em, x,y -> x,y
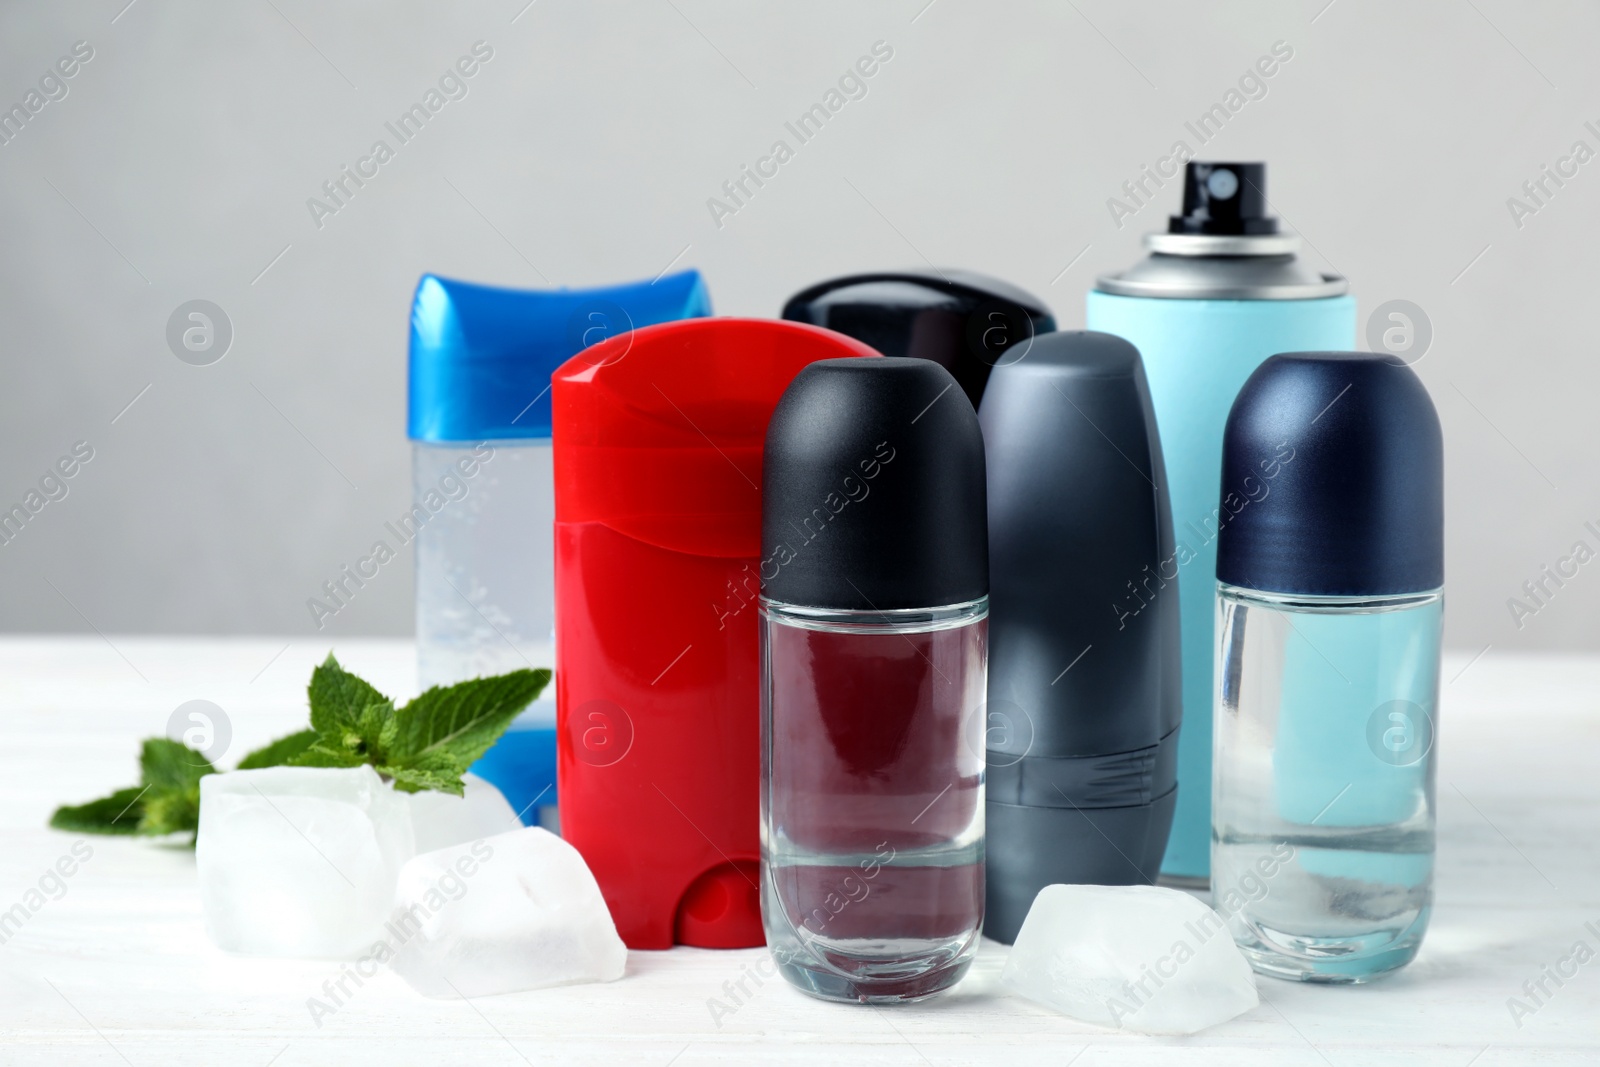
1212,351 -> 1443,982
760,357 -> 989,1003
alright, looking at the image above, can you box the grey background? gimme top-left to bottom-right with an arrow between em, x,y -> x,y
0,0 -> 1592,655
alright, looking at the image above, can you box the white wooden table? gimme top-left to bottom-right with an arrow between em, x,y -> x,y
0,637 -> 1595,1065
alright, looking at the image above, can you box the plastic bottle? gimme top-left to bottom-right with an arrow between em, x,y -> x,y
551,318 -> 878,949
979,331 -> 1180,943
408,270 -> 710,827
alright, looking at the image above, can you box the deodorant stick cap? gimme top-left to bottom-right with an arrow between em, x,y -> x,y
408,270 -> 711,441
762,358 -> 987,611
1217,351 -> 1444,596
780,271 -> 1055,410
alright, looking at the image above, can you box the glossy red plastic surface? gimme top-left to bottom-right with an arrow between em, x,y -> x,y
552,317 -> 879,950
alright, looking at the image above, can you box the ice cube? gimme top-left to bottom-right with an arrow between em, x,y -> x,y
406,773 -> 524,854
197,765 -> 415,958
385,827 -> 627,998
1001,884 -> 1259,1035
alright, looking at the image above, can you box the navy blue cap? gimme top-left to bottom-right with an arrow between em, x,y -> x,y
1217,352 -> 1443,596
407,270 -> 711,442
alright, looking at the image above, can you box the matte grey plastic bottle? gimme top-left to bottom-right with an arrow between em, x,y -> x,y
979,330 -> 1181,944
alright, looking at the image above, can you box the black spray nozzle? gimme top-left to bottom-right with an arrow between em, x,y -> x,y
1168,161 -> 1277,236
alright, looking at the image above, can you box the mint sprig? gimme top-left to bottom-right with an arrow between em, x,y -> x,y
289,654 -> 550,795
49,656 -> 550,840
50,738 -> 216,838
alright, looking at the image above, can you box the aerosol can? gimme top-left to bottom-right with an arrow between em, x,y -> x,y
1086,161 -> 1355,884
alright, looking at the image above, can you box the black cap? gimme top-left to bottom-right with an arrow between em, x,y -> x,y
1168,162 -> 1277,235
780,271 -> 1056,410
761,358 -> 987,610
979,332 -> 1180,941
1217,352 -> 1443,596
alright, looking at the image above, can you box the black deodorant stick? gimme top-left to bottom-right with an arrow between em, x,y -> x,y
780,270 -> 1056,410
979,330 -> 1181,944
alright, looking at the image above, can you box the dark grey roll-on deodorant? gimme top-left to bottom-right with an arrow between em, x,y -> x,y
980,330 -> 1181,944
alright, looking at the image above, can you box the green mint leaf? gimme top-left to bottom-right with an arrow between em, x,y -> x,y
387,669 -> 550,780
236,729 -> 318,770
355,701 -> 398,765
140,737 -> 216,792
138,787 -> 201,838
50,786 -> 147,835
133,739 -> 214,843
308,653 -> 390,738
51,736 -> 213,840
377,763 -> 465,796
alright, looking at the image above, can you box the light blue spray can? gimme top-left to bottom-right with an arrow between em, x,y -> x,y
1086,162 -> 1355,883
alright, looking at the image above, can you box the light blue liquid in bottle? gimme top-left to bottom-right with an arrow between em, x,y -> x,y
1213,586 -> 1440,982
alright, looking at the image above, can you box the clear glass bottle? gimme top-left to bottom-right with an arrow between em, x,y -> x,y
758,356 -> 991,1004
761,599 -> 987,1003
1210,350 -> 1444,984
1213,585 -> 1441,982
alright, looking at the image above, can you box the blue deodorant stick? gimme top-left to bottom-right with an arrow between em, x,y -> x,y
407,270 -> 711,827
